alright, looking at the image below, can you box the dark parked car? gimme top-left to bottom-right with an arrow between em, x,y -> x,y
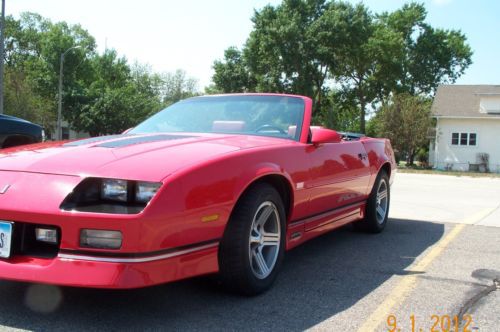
0,114 -> 44,149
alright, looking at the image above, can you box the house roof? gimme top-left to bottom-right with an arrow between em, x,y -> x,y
432,85 -> 500,118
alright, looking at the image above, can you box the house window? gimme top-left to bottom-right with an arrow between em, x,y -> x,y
460,133 -> 468,145
469,133 -> 477,146
451,132 -> 477,146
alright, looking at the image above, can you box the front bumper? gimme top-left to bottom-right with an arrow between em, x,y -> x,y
0,243 -> 219,288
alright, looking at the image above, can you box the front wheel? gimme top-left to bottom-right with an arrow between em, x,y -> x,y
218,183 -> 286,295
354,171 -> 390,233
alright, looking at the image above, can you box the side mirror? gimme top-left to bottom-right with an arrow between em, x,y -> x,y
311,128 -> 341,145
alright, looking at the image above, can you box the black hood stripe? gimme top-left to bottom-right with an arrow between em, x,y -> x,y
96,134 -> 196,148
63,135 -> 125,147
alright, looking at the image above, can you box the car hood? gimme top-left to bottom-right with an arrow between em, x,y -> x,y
0,133 -> 286,181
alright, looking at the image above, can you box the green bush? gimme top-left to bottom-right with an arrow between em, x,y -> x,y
416,148 -> 428,167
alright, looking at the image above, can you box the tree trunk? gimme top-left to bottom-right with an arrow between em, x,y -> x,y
407,149 -> 415,166
359,97 -> 366,134
315,88 -> 322,115
353,75 -> 367,134
313,67 -> 327,116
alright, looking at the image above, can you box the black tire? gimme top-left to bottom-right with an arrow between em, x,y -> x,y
354,171 -> 390,233
218,183 -> 286,295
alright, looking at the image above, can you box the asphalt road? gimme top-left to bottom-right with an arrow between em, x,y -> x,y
0,173 -> 499,332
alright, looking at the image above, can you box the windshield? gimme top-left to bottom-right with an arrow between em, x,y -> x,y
130,95 -> 305,141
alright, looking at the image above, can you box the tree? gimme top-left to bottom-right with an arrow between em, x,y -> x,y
211,1 -> 472,134
65,50 -> 131,135
3,12 -> 96,132
3,12 -> 200,137
378,3 -> 473,95
317,89 -> 361,132
160,69 -> 198,105
4,67 -> 55,129
212,47 -> 254,93
213,0 -> 330,112
313,2 -> 372,133
373,93 -> 432,165
66,50 -> 166,136
245,0 -> 328,97
204,84 -> 222,95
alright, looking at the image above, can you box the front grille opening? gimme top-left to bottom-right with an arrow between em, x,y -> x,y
11,223 -> 61,258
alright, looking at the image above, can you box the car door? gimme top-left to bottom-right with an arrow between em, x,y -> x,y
305,140 -> 371,230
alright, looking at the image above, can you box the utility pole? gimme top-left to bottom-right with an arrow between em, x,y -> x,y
56,45 -> 82,140
57,53 -> 64,140
0,0 -> 6,114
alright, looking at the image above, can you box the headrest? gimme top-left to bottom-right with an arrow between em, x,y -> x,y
212,121 -> 246,132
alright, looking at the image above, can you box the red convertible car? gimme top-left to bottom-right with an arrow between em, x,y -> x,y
0,94 -> 395,295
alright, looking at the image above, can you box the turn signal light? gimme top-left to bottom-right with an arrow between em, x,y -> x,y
80,229 -> 122,249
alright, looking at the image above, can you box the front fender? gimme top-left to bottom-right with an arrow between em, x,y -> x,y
233,161 -> 294,202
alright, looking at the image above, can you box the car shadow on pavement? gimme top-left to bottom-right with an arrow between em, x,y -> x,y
0,218 -> 444,331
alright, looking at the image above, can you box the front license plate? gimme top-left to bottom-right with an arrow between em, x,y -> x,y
0,222 -> 13,258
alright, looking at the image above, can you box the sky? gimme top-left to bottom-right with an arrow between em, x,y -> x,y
8,0 -> 500,90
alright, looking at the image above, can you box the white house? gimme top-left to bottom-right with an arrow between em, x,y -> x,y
429,85 -> 500,173
46,120 -> 90,141
60,121 -> 90,140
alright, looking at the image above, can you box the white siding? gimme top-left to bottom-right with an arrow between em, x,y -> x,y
432,118 -> 500,172
47,121 -> 90,141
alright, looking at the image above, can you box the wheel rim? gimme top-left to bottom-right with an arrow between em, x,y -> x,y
249,201 -> 281,279
375,179 -> 388,224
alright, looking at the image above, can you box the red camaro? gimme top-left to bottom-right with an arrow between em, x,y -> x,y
0,94 -> 395,295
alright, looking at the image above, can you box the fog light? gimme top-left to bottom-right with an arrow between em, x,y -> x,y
35,228 -> 58,244
80,229 -> 122,249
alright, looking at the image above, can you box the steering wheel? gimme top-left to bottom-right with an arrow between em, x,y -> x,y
254,124 -> 287,135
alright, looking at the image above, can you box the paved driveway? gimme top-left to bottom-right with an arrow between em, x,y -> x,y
0,173 -> 499,331
390,173 -> 500,227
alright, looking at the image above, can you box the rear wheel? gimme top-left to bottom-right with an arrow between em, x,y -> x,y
218,183 -> 286,295
354,171 -> 390,233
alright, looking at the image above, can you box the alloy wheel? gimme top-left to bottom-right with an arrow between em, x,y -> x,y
248,201 -> 281,279
375,178 -> 388,224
